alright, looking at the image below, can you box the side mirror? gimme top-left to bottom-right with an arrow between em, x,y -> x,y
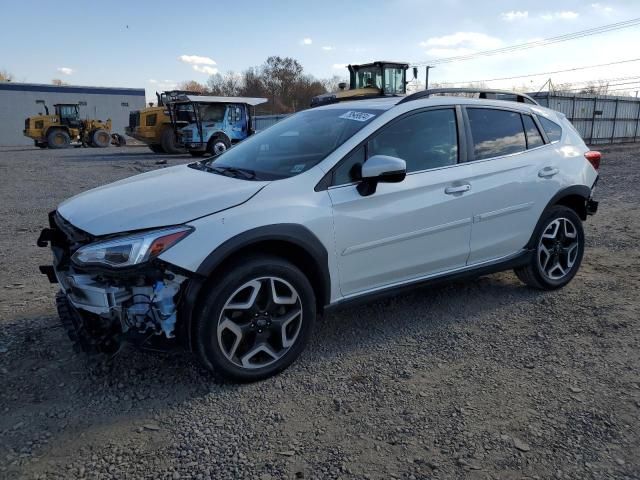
357,155 -> 406,196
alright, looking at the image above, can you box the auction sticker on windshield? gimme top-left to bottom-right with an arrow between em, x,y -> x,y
339,111 -> 376,122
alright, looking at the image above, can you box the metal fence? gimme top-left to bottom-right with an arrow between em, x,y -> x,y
531,92 -> 640,145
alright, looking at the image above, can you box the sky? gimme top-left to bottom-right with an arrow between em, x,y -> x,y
1,0 -> 639,101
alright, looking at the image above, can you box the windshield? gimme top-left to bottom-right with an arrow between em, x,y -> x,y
384,67 -> 406,94
199,104 -> 226,122
202,108 -> 380,180
354,67 -> 382,89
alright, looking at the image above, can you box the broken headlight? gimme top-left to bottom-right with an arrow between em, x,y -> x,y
71,226 -> 193,268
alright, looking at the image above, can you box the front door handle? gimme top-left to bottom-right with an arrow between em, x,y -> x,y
445,184 -> 471,194
538,166 -> 559,178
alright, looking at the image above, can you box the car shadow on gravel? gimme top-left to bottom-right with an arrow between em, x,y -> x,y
2,272 -> 543,410
308,272 -> 539,356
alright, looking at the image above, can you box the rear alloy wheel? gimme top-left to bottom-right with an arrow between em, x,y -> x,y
195,256 -> 315,381
46,129 -> 71,149
515,206 -> 584,290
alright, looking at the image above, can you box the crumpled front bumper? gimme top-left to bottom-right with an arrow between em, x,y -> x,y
38,211 -> 189,354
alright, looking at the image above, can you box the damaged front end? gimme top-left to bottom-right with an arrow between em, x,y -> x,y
38,211 -> 194,354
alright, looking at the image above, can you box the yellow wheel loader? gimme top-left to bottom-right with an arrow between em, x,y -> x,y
311,61 -> 411,107
125,90 -> 199,154
23,104 -> 119,149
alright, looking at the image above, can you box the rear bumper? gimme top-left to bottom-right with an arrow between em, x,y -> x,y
587,177 -> 599,216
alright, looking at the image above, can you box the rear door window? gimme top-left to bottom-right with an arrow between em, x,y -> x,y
467,108 -> 526,160
522,115 -> 544,149
538,116 -> 563,143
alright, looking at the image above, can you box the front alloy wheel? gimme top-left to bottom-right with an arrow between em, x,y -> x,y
195,255 -> 316,381
218,277 -> 303,369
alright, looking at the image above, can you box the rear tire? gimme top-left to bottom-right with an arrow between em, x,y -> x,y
194,255 -> 316,382
514,205 -> 584,290
91,129 -> 111,148
46,129 -> 71,149
160,127 -> 184,154
149,144 -> 165,154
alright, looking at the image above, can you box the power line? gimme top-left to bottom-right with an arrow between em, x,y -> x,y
438,58 -> 640,85
414,18 -> 640,66
557,80 -> 640,92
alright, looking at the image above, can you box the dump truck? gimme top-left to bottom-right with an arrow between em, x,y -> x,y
125,90 -> 200,154
23,103 -> 120,149
169,95 -> 267,157
311,61 -> 411,107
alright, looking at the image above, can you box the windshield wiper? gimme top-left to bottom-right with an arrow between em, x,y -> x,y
210,165 -> 257,180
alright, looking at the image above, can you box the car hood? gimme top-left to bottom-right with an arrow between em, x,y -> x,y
58,164 -> 268,236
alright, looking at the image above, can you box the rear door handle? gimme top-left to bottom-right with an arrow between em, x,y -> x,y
538,167 -> 559,178
445,184 -> 471,194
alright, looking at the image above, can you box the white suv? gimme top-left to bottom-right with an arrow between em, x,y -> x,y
39,89 -> 600,381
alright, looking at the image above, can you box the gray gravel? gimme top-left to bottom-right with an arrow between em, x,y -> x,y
0,144 -> 639,480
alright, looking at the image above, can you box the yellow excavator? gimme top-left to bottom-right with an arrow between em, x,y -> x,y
311,61 -> 412,107
125,90 -> 199,154
23,103 -> 121,149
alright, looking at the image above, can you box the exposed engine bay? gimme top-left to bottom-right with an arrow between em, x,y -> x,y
38,211 -> 190,354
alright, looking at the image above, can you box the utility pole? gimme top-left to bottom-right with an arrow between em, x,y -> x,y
425,65 -> 435,90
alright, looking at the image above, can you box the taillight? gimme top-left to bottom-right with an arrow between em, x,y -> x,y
584,151 -> 601,171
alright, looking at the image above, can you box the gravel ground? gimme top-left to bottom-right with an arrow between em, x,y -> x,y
0,144 -> 639,480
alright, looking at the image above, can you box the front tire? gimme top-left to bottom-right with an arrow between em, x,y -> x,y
194,255 -> 316,382
515,205 -> 584,290
91,129 -> 111,148
207,135 -> 231,157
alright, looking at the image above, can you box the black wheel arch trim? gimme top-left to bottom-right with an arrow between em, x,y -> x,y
180,224 -> 331,351
524,184 -> 592,249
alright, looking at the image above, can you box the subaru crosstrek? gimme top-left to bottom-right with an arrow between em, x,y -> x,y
38,89 -> 600,381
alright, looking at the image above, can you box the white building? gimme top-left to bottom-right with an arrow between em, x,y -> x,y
0,82 -> 146,146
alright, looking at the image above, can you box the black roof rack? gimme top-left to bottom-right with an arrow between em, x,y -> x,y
397,88 -> 539,106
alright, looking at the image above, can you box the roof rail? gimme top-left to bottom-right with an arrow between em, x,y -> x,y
397,88 -> 539,106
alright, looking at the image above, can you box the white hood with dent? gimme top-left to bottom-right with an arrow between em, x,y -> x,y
58,164 -> 267,235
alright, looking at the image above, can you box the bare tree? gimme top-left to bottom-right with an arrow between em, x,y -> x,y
177,80 -> 208,94
179,56 -> 331,114
207,72 -> 242,96
51,78 -> 67,86
0,69 -> 14,82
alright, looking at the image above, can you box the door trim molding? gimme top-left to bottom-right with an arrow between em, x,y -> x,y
341,217 -> 472,256
473,201 -> 534,223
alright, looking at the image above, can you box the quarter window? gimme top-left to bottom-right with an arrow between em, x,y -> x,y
367,108 -> 458,173
522,115 -> 544,149
332,146 -> 365,185
467,108 -> 526,160
538,116 -> 563,143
